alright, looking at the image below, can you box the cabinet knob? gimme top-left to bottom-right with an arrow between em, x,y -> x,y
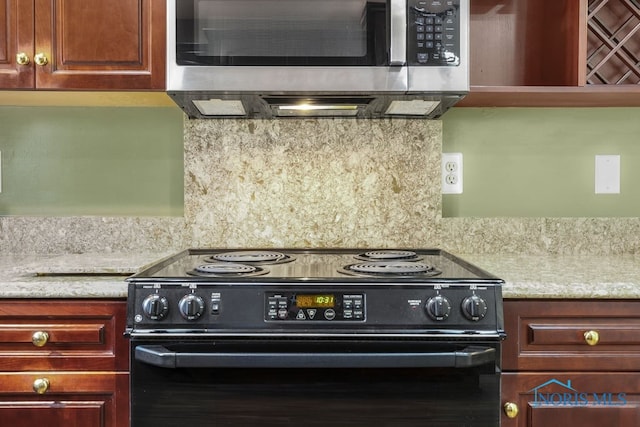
503,402 -> 519,418
16,52 -> 30,65
584,330 -> 600,346
31,331 -> 49,347
33,378 -> 50,394
34,53 -> 49,66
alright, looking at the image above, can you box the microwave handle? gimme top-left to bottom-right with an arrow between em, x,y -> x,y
135,345 -> 495,369
389,0 -> 407,66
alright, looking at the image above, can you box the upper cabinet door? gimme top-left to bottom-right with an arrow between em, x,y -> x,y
33,0 -> 166,90
0,0 -> 35,88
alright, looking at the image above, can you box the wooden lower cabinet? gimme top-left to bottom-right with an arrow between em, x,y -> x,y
502,372 -> 640,427
502,300 -> 640,426
0,372 -> 129,427
0,300 -> 129,427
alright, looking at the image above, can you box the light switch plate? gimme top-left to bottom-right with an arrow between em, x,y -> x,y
595,155 -> 620,194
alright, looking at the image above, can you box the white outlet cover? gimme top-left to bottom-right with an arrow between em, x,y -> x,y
442,152 -> 463,194
595,155 -> 620,194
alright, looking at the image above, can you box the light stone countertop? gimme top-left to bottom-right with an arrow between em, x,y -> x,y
0,252 -> 171,299
460,253 -> 640,299
0,252 -> 639,299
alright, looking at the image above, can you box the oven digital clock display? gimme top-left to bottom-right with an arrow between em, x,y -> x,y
296,294 -> 335,308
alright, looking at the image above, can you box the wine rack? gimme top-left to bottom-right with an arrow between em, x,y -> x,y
587,0 -> 640,84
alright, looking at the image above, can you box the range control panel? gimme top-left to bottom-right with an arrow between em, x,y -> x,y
128,283 -> 502,333
408,0 -> 461,66
266,293 -> 365,322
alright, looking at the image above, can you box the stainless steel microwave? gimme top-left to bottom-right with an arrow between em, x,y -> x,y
166,0 -> 469,119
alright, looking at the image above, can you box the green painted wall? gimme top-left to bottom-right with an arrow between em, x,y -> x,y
442,107 -> 640,218
0,106 -> 184,216
2,106 -> 639,218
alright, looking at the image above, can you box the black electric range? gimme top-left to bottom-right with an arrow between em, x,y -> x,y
126,248 -> 505,427
126,248 -> 504,337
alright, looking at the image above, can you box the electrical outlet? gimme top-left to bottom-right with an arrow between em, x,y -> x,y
442,153 -> 463,194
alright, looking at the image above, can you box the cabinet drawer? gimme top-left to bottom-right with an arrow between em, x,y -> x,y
0,324 -> 105,345
502,372 -> 640,427
504,300 -> 640,371
0,300 -> 127,371
0,372 -> 129,427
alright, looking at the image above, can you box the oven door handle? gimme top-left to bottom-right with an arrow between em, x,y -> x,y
135,345 -> 495,369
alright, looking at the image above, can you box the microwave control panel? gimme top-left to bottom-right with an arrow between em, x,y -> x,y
408,0 -> 461,66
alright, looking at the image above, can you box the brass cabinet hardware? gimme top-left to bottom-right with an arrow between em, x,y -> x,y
33,378 -> 50,394
31,331 -> 49,347
584,330 -> 600,346
34,53 -> 49,66
16,52 -> 30,65
503,402 -> 519,418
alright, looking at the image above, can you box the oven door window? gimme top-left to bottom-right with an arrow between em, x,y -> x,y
176,0 -> 390,66
130,341 -> 500,426
133,367 -> 498,426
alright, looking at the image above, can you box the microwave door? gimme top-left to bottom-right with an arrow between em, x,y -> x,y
175,0 -> 394,67
168,0 -> 409,93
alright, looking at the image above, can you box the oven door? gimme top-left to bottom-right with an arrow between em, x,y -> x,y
130,339 -> 501,426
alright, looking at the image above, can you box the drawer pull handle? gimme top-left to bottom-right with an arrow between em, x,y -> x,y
33,378 -> 50,394
31,331 -> 49,347
504,402 -> 519,418
584,330 -> 600,346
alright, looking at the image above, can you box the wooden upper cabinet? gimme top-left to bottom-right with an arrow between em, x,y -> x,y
460,0 -> 640,107
0,0 -> 35,88
0,0 -> 165,90
468,0 -> 585,88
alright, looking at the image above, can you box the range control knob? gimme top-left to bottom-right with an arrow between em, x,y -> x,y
425,295 -> 451,321
142,294 -> 169,320
461,295 -> 488,321
179,294 -> 205,320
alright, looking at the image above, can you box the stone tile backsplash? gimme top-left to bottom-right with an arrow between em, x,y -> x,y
2,117 -> 639,255
183,118 -> 442,248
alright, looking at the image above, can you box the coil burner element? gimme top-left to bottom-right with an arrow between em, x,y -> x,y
354,250 -> 423,262
339,261 -> 441,278
188,263 -> 268,277
205,250 -> 295,265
